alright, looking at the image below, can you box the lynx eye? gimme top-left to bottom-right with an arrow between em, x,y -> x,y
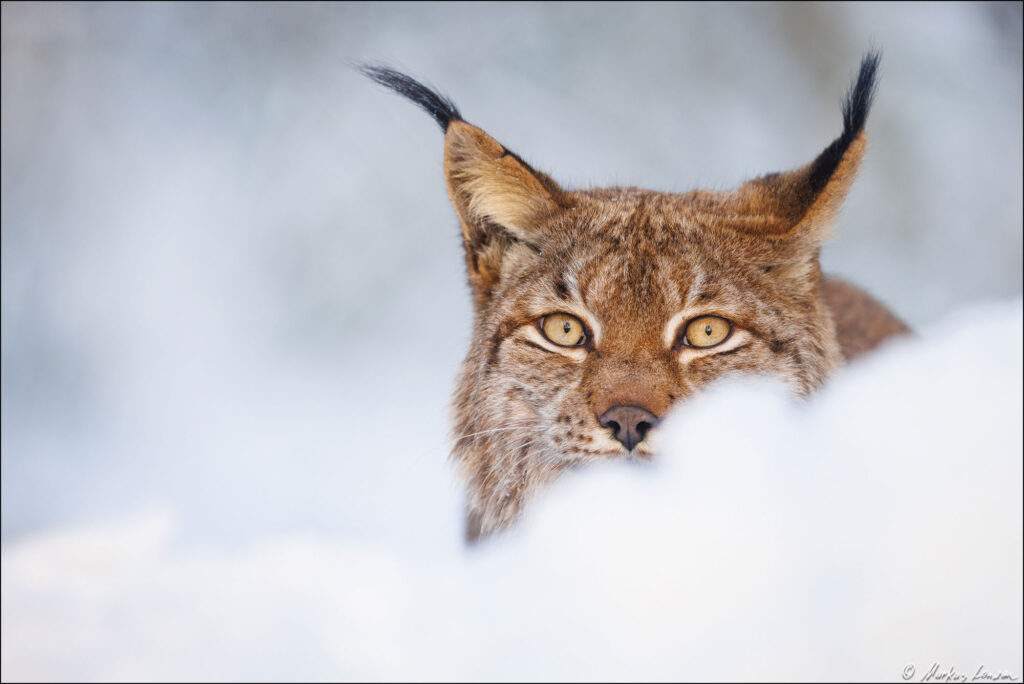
540,313 -> 587,347
683,315 -> 732,348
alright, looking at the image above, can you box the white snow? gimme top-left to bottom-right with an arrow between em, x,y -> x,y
3,300 -> 1021,681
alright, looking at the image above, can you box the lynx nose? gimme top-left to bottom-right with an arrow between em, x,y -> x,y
599,405 -> 660,451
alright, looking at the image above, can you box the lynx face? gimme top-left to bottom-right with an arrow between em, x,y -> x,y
361,55 -> 899,540
448,184 -> 845,537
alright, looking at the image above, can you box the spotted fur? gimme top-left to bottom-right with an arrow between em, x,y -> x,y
361,53 -> 909,540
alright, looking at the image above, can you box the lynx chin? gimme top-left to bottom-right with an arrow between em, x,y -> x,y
360,54 -> 909,541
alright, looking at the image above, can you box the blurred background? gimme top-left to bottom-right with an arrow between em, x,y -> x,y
3,0 -> 1022,555
1,2 -> 1022,679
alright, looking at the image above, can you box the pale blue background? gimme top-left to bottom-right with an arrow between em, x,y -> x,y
3,1 -> 1022,544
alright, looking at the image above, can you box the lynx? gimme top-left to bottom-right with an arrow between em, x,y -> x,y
360,54 -> 909,541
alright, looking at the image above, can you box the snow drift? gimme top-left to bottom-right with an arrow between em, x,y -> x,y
3,299 -> 1021,682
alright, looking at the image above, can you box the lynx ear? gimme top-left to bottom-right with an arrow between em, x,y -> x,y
690,53 -> 879,247
443,121 -> 567,301
359,64 -> 565,305
444,120 -> 563,244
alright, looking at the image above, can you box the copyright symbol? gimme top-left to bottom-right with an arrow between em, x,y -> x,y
903,664 -> 916,680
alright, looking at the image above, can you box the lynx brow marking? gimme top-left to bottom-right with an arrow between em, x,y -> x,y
682,267 -> 706,307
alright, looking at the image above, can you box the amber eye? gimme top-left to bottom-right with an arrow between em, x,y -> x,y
683,316 -> 732,348
541,313 -> 588,347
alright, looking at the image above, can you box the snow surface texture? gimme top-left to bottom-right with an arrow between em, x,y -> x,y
3,301 -> 1022,682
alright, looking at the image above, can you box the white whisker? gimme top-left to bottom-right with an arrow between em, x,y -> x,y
451,424 -> 545,443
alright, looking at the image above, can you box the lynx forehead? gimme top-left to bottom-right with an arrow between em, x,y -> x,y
360,54 -> 908,541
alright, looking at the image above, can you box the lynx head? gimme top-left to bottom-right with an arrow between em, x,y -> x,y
360,54 -> 880,540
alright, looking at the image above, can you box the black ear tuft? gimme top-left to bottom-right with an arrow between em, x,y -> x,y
357,63 -> 463,132
807,51 -> 881,196
842,51 -> 880,139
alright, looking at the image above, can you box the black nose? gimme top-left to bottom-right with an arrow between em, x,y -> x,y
599,405 -> 659,451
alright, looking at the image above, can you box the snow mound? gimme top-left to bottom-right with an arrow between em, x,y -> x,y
3,299 -> 1022,681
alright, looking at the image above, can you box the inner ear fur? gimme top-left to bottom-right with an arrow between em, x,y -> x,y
443,120 -> 566,302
